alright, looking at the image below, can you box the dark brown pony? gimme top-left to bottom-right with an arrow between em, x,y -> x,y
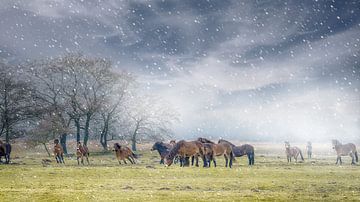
151,141 -> 173,164
198,138 -> 233,168
76,142 -> 90,165
113,143 -> 137,164
53,139 -> 65,164
218,139 -> 255,165
164,140 -> 206,167
0,140 -> 11,164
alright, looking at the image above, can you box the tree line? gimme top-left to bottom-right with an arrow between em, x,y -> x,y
0,54 -> 178,155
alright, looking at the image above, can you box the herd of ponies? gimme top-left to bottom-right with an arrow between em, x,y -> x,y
0,138 -> 358,166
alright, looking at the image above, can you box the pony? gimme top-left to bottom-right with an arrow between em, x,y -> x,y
151,141 -> 173,164
53,139 -> 65,164
198,138 -> 233,168
332,139 -> 358,165
306,141 -> 312,159
218,139 -> 255,165
164,140 -> 206,167
76,141 -> 90,165
113,143 -> 137,164
0,140 -> 11,164
284,141 -> 304,163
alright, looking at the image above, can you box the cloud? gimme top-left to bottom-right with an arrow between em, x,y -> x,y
0,0 -> 359,142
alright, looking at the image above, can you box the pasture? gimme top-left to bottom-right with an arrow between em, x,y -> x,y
0,142 -> 359,201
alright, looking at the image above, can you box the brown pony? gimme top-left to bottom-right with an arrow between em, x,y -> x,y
218,139 -> 255,165
113,143 -> 137,164
197,138 -> 233,168
164,140 -> 206,167
332,139 -> 358,165
76,142 -> 90,165
53,139 -> 65,164
284,141 -> 304,163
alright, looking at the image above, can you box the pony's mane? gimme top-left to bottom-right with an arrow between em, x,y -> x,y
198,137 -> 215,144
154,142 -> 170,154
114,143 -> 121,151
218,139 -> 235,147
167,140 -> 184,160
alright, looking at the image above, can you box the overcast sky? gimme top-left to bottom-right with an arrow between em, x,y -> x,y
0,0 -> 359,142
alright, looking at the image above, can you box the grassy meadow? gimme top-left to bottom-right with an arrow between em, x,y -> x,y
0,142 -> 359,201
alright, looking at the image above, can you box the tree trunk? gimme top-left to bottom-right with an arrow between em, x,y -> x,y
83,113 -> 91,146
60,133 -> 68,154
100,123 -> 108,151
131,137 -> 137,151
43,143 -> 51,157
75,118 -> 81,142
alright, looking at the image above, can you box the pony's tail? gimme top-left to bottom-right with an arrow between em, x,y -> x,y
355,151 -> 358,162
299,150 -> 304,161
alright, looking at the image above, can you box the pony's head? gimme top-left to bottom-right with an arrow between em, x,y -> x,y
54,139 -> 59,144
332,139 -> 340,149
169,140 -> 176,145
77,141 -> 82,147
151,142 -> 162,151
113,143 -> 121,151
284,141 -> 290,148
164,155 -> 173,167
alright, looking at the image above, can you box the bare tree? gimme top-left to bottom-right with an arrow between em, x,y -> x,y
99,73 -> 133,150
123,95 -> 179,151
0,63 -> 39,143
26,116 -> 68,157
26,60 -> 72,153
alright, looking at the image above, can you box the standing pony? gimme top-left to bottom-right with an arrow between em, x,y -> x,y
76,142 -> 90,165
0,140 -> 11,164
284,141 -> 304,163
218,139 -> 255,165
113,143 -> 137,164
164,140 -> 206,167
332,139 -> 358,165
54,139 -> 65,164
151,141 -> 173,164
197,138 -> 233,168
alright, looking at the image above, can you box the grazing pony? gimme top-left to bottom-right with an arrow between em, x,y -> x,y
113,143 -> 137,164
0,140 -> 11,164
164,140 -> 206,167
53,139 -> 65,164
284,141 -> 304,163
151,141 -> 173,164
218,139 -> 255,165
332,139 -> 358,165
197,138 -> 233,168
76,142 -> 90,165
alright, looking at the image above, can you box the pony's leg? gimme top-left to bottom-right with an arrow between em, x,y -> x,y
224,155 -> 228,167
118,160 -> 121,165
127,157 -> 134,164
77,157 -> 80,165
350,153 -> 355,165
248,154 -> 251,165
213,156 -> 217,167
123,160 -> 127,164
195,156 -> 199,167
191,156 -> 195,166
160,158 -> 164,164
81,156 -> 84,165
335,156 -> 339,164
339,157 -> 342,165
86,156 -> 90,165
55,155 -> 59,163
61,155 -> 65,164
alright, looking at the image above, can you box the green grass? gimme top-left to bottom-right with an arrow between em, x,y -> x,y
0,147 -> 359,201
